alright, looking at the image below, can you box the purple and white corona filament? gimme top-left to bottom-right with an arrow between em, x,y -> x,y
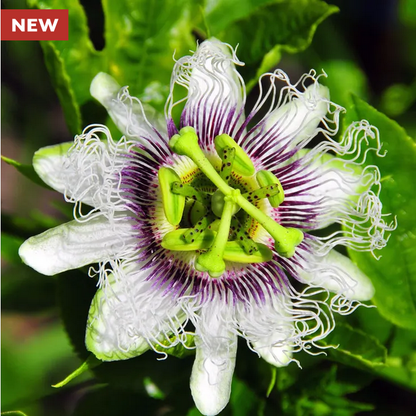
19,39 -> 395,416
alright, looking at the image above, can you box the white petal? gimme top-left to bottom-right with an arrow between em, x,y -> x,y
90,72 -> 167,139
280,150 -> 367,230
243,82 -> 330,165
297,249 -> 375,301
236,296 -> 294,368
168,38 -> 245,143
253,335 -> 292,368
19,216 -> 135,276
86,263 -> 186,361
190,303 -> 237,416
32,142 -> 74,195
34,126 -> 138,216
33,130 -> 128,210
265,83 -> 329,150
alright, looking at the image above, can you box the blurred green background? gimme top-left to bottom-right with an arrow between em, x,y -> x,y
2,0 -> 416,415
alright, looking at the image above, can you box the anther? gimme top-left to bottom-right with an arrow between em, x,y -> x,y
223,241 -> 273,264
220,147 -> 235,183
242,185 -> 281,203
214,134 -> 255,177
230,218 -> 258,255
183,212 -> 216,243
162,229 -> 215,251
158,167 -> 185,226
171,182 -> 210,205
256,170 -> 285,207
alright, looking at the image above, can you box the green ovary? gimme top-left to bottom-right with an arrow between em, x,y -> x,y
159,126 -> 303,278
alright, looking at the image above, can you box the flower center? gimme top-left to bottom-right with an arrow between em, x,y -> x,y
159,126 -> 303,278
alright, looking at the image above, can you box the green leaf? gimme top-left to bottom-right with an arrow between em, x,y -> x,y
102,0 -> 191,97
2,263 -> 57,313
346,95 -> 416,330
219,0 -> 338,79
2,323 -> 78,408
39,42 -> 83,134
1,155 -> 51,190
278,364 -> 374,416
230,377 -> 263,416
28,0 -> 103,134
320,60 -> 368,108
321,323 -> 387,370
205,0 -> 272,34
380,81 -> 416,117
29,0 -> 195,133
376,328 -> 416,391
72,385 -> 159,416
1,233 -> 23,264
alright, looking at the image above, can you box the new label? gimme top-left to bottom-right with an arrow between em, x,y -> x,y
1,9 -> 68,41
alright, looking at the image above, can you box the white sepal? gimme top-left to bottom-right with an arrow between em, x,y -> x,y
168,38 -> 245,139
19,216 -> 135,276
90,72 -> 167,140
86,262 -> 188,362
86,268 -> 150,361
32,142 -> 74,195
265,83 -> 330,152
298,249 -> 375,301
190,303 -> 237,416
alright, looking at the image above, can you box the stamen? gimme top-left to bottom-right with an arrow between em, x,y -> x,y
231,218 -> 258,255
220,146 -> 236,183
243,185 -> 282,204
196,195 -> 236,277
162,229 -> 215,251
169,126 -> 303,259
169,127 -> 232,195
223,241 -> 273,263
214,134 -> 255,176
183,212 -> 216,243
171,182 -> 210,205
256,170 -> 285,207
235,193 -> 303,257
158,167 -> 185,226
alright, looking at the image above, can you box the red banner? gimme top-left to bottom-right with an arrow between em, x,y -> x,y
1,9 -> 68,41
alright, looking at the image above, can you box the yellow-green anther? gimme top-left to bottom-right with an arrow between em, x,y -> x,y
189,201 -> 207,225
223,241 -> 273,264
256,170 -> 285,207
214,134 -> 255,177
230,219 -> 258,255
220,146 -> 236,182
235,193 -> 303,257
158,167 -> 185,226
196,197 -> 235,278
171,182 -> 210,205
183,212 -> 216,243
169,127 -> 231,196
161,229 -> 215,251
243,185 -> 282,204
